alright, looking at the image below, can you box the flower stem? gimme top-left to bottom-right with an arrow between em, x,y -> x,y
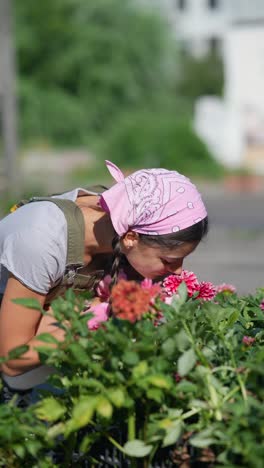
182,321 -> 209,367
223,385 -> 240,403
128,410 -> 136,440
181,408 -> 201,420
222,334 -> 248,404
107,435 -> 126,454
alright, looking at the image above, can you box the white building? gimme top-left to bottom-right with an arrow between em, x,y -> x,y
164,0 -> 264,58
154,0 -> 264,170
144,1 -> 264,169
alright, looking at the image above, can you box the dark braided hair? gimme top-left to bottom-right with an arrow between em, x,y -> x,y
109,235 -> 124,291
109,216 -> 209,289
139,216 -> 209,248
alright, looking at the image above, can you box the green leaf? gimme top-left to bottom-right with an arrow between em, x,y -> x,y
178,282 -> 188,302
178,348 -> 196,376
162,422 -> 182,447
12,297 -> 43,311
35,397 -> 66,422
108,388 -> 125,407
47,423 -> 65,439
175,329 -> 190,351
96,397 -> 113,419
167,409 -> 183,419
161,338 -> 176,357
26,440 -> 42,457
13,444 -> 25,458
65,397 -> 96,435
80,434 -> 95,453
123,351 -> 139,366
132,361 -> 148,379
190,399 -> 209,409
146,388 -> 163,403
190,434 -> 216,448
147,374 -> 171,389
175,381 -> 197,393
65,288 -> 76,302
36,333 -> 59,344
226,310 -> 240,327
69,343 -> 89,364
8,344 -> 29,359
123,439 -> 153,457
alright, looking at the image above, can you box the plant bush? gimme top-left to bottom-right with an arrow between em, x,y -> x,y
177,50 -> 224,101
1,275 -> 263,467
18,79 -> 87,146
15,0 -> 176,147
100,111 -> 223,178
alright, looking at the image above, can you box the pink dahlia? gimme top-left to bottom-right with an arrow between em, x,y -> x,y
87,302 -> 110,330
259,300 -> 264,311
216,283 -> 236,294
141,278 -> 162,303
197,281 -> 217,301
96,271 -> 127,301
96,274 -> 112,301
242,336 -> 255,346
163,271 -> 200,297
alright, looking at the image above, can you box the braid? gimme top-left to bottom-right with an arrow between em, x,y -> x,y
110,235 -> 123,291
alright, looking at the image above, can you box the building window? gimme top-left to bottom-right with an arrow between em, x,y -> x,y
208,0 -> 219,9
177,0 -> 186,11
209,37 -> 220,54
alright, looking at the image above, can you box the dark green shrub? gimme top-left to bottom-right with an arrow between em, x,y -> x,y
1,285 -> 263,466
18,80 -> 87,145
177,50 -> 224,101
15,0 -> 176,146
100,110 -> 223,178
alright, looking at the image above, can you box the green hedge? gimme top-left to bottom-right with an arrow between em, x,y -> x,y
0,285 -> 263,466
100,110 -> 223,178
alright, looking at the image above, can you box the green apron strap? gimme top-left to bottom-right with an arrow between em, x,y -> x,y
11,185 -> 108,269
27,197 -> 85,268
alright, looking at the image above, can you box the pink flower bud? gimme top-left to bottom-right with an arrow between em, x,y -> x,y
242,336 -> 255,346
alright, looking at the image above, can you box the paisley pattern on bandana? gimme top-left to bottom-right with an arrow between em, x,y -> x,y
100,161 -> 207,236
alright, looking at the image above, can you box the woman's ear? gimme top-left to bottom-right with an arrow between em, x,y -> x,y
121,231 -> 139,251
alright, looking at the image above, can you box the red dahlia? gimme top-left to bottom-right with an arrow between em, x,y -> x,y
111,279 -> 152,323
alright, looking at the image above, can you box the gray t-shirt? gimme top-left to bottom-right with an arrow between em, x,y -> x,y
0,188 -> 92,295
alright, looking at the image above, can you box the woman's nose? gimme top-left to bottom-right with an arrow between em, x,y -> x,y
167,264 -> 183,275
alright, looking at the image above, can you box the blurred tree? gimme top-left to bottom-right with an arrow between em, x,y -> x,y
101,109 -> 223,178
15,0 -> 176,145
177,50 -> 224,102
0,0 -> 19,195
15,0 -> 223,177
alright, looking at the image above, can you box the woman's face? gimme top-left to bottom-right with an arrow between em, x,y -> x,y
121,231 -> 199,279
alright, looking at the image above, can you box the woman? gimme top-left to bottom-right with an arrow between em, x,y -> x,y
0,160 -> 208,402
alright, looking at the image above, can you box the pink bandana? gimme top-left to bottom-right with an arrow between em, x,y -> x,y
99,160 -> 207,236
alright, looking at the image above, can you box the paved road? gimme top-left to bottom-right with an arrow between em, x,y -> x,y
184,185 -> 264,295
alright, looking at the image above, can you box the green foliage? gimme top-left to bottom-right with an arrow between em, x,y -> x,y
177,50 -> 224,101
18,79 -> 87,145
0,286 -> 263,465
14,0 -> 223,177
100,110 -> 223,177
15,0 -> 175,146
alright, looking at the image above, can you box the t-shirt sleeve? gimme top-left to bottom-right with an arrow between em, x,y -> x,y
0,228 -> 64,294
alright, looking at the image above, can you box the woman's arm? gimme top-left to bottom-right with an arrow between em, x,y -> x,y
0,275 -> 65,376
